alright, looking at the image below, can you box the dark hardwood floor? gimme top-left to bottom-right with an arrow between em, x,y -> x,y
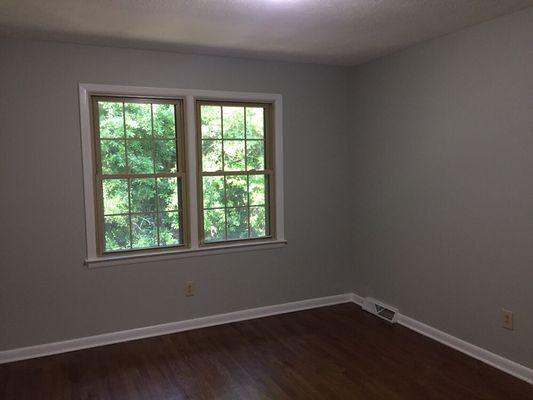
0,303 -> 531,400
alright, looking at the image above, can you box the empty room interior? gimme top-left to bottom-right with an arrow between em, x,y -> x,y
1,1 -> 533,398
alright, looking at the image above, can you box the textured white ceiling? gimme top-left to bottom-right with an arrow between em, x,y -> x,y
1,0 -> 532,65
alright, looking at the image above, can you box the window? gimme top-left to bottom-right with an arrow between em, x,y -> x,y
92,97 -> 187,254
198,102 -> 274,244
80,84 -> 285,266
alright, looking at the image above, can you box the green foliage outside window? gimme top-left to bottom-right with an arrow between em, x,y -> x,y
200,104 -> 269,243
97,99 -> 182,252
96,99 -> 271,252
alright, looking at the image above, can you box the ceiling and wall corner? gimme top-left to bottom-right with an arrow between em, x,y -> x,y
0,0 -> 532,65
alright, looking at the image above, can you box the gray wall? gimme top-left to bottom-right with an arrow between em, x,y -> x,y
0,39 -> 353,350
349,8 -> 533,368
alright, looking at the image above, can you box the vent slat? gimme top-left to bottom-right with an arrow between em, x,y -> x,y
362,297 -> 398,323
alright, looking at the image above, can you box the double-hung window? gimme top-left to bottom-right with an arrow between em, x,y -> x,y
198,102 -> 273,244
80,85 -> 284,266
92,97 -> 186,254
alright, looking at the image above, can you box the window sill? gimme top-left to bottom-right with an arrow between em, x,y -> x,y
85,239 -> 288,269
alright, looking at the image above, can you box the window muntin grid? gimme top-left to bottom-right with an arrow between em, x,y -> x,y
92,96 -> 186,254
197,101 -> 273,244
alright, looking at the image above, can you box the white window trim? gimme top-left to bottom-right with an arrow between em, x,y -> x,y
79,83 -> 285,268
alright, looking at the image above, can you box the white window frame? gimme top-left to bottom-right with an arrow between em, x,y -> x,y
79,84 -> 285,268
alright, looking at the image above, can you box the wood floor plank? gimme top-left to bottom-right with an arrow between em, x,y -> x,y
0,303 -> 531,400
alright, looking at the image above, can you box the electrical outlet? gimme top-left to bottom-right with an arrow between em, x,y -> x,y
502,309 -> 514,330
185,281 -> 195,297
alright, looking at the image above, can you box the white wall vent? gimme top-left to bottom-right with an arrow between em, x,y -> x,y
362,297 -> 398,323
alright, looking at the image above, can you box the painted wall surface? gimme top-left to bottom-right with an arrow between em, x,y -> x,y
0,39 -> 353,350
350,8 -> 533,368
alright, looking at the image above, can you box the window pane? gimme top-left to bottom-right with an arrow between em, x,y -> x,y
246,140 -> 265,170
225,175 -> 248,207
227,208 -> 248,240
157,177 -> 179,211
201,105 -> 222,139
125,103 -> 152,138
100,140 -> 126,175
246,107 -> 264,139
155,140 -> 177,173
250,206 -> 267,237
204,209 -> 225,242
249,175 -> 266,206
104,215 -> 130,251
99,101 -> 124,138
95,98 -> 184,254
153,103 -> 175,138
128,139 -> 154,174
131,213 -> 157,248
130,178 -> 157,213
203,176 -> 224,209
102,179 -> 129,215
224,140 -> 245,171
159,211 -> 181,246
202,140 -> 222,172
223,106 -> 245,139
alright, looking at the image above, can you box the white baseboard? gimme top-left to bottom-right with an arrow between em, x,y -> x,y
1,291 -> 531,386
397,313 -> 533,385
0,293 -> 354,365
351,292 -> 364,305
